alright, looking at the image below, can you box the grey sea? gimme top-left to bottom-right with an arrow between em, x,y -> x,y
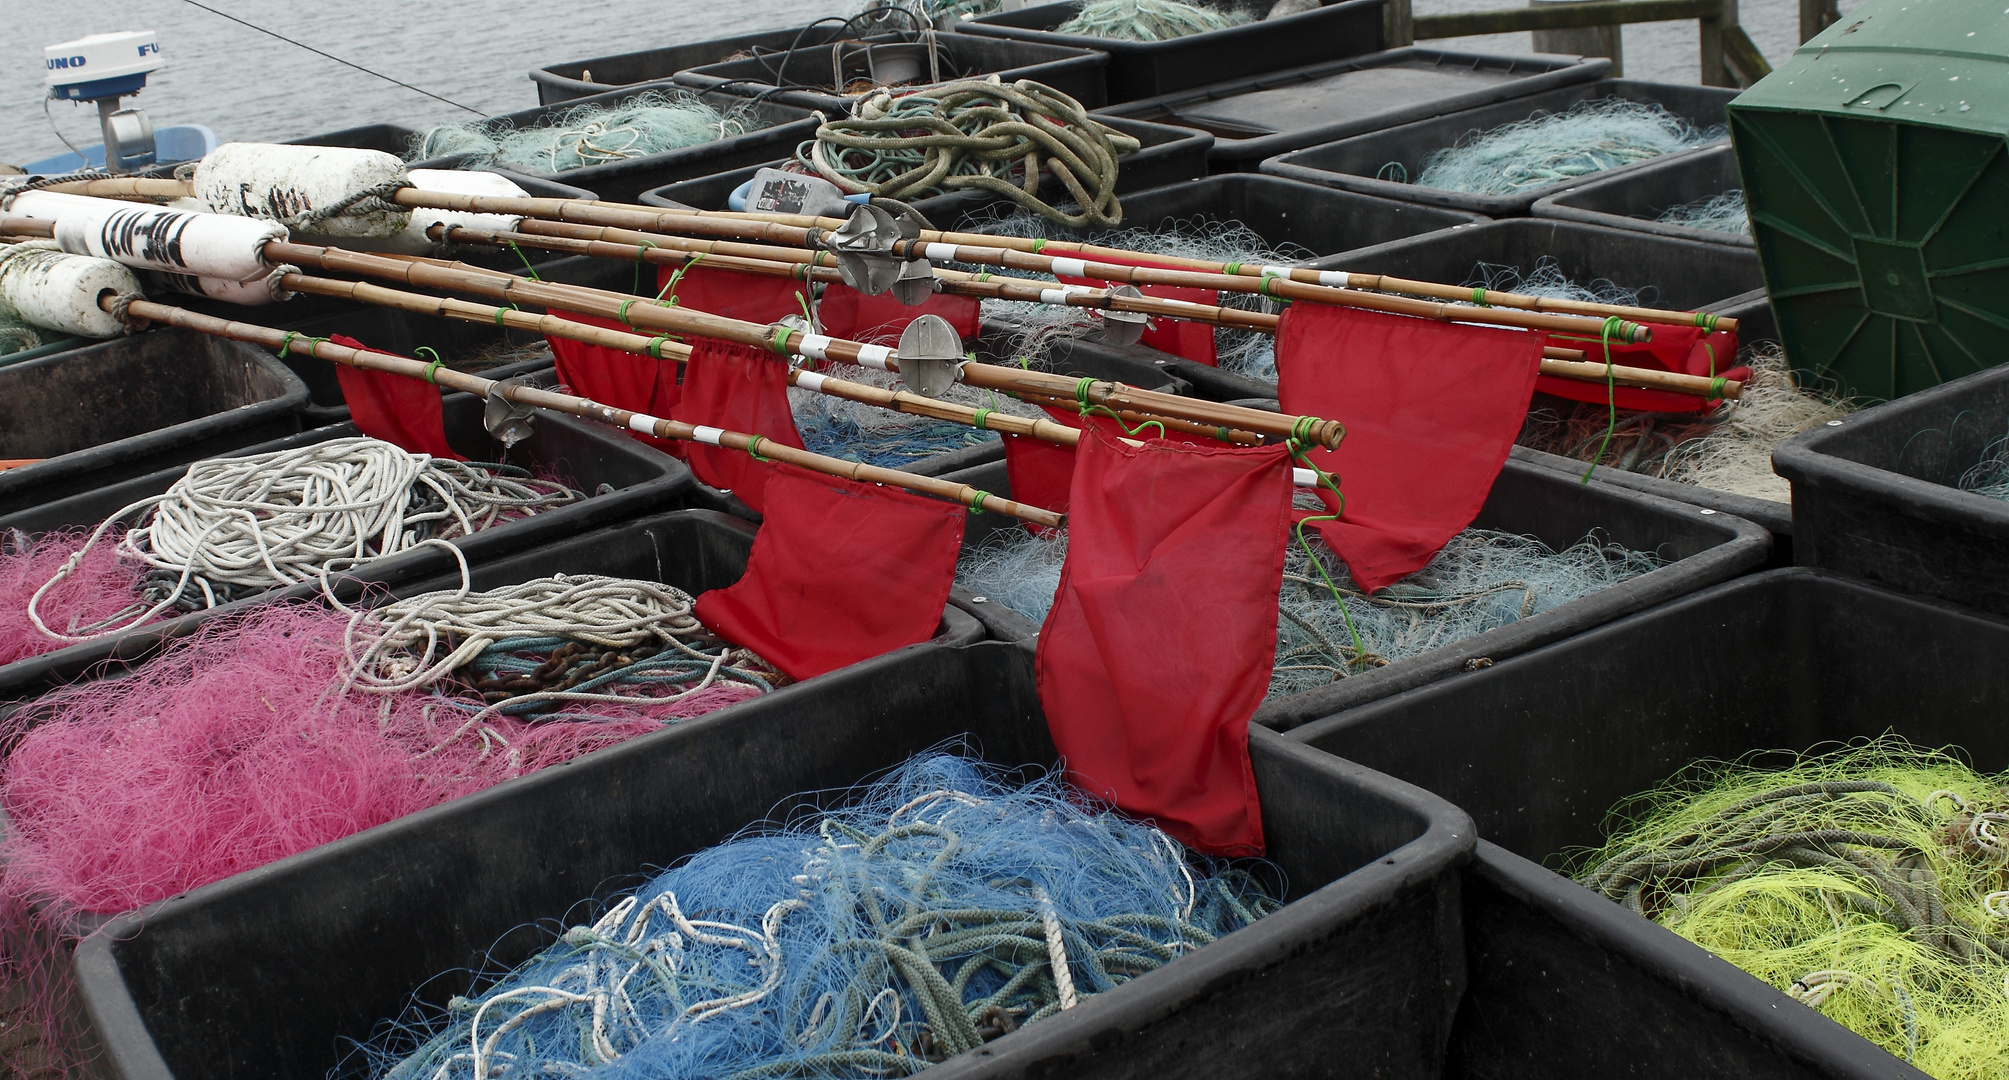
4,0 -> 1860,168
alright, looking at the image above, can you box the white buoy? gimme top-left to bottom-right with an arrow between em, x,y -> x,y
0,242 -> 144,338
10,190 -> 283,282
351,168 -> 529,255
191,143 -> 412,238
140,266 -> 295,305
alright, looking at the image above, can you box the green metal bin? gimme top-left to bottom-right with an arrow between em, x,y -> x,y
1728,0 -> 2009,400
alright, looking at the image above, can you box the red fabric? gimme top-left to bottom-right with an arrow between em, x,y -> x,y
329,335 -> 462,460
545,310 -> 683,454
1001,434 -> 1076,535
696,462 -> 965,680
1058,253 -> 1218,366
1276,304 -> 1543,593
656,264 -> 807,326
1539,322 -> 1743,413
817,284 -> 981,344
670,337 -> 806,513
1036,428 -> 1290,856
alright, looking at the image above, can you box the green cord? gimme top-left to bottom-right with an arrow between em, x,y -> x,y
631,239 -> 656,297
507,242 -> 541,281
654,252 -> 706,306
771,324 -> 798,356
1471,287 -> 1490,307
617,298 -> 638,326
1579,316 -> 1624,485
646,335 -> 671,359
1282,427 -> 1371,668
972,408 -> 993,430
1223,262 -> 1243,276
1695,311 -> 1719,332
745,435 -> 770,462
277,331 -> 299,357
415,346 -> 445,384
969,491 -> 988,515
1071,376 -> 1166,438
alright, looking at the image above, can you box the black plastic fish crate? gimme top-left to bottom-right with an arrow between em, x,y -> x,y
1532,143 -> 1751,248
1100,48 -> 1606,172
530,24 -> 866,106
69,637 -> 1473,1080
1288,567 -> 2009,1080
674,32 -> 1110,113
1261,79 -> 1739,218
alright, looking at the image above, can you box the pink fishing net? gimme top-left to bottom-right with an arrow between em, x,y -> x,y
0,529 -> 145,665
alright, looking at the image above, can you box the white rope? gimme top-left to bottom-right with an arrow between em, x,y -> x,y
27,437 -> 580,643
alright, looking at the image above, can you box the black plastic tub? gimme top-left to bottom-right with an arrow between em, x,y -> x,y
1507,443 -> 1794,564
1287,567 -> 2009,1080
956,0 -> 1386,104
0,396 -> 694,704
290,126 -> 603,202
942,454 -> 1770,723
70,637 -> 1474,1080
1773,361 -> 2009,618
404,87 -> 822,205
1100,48 -> 1605,172
673,32 -> 1110,113
636,115 -> 1212,224
1532,143 -> 1751,248
0,329 -> 310,518
1262,80 -> 1739,218
529,24 -> 883,106
1330,218 -> 1763,315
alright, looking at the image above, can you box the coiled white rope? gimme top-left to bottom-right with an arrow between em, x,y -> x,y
28,437 -> 581,642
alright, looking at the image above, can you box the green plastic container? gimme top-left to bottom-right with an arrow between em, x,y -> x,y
1728,0 -> 2009,401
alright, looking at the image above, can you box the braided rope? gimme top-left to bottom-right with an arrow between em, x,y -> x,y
799,79 -> 1139,227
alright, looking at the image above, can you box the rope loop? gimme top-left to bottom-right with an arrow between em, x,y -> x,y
415,346 -> 446,385
969,490 -> 989,515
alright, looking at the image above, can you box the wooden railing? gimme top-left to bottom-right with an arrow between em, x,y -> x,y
1382,0 -> 1829,90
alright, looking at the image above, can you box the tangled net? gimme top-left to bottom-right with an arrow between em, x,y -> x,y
956,523 -> 1659,697
0,591 -> 778,920
347,753 -> 1280,1080
954,205 -> 1303,378
853,0 -> 1004,29
1390,99 -> 1723,197
791,363 -> 1045,468
1656,190 -> 1750,236
1520,345 -> 1856,503
410,90 -> 767,173
0,312 -> 41,356
801,80 -> 1139,227
25,437 -> 581,643
1056,0 -> 1253,39
1955,427 -> 2009,502
1573,739 -> 2009,1079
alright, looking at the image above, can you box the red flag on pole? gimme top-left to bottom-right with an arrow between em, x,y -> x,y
656,263 -> 808,326
1536,322 -> 1743,414
1035,428 -> 1292,856
1056,252 -> 1219,365
329,335 -> 463,460
544,311 -> 683,454
669,338 -> 806,513
1275,303 -> 1543,593
696,462 -> 966,680
817,284 -> 981,344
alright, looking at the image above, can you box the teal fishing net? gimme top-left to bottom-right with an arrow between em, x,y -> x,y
0,314 -> 40,357
1655,190 -> 1750,236
346,753 -> 1281,1079
1958,429 -> 2009,502
789,363 -> 1045,469
409,90 -> 767,173
1056,0 -> 1254,40
1387,99 -> 1723,197
954,521 -> 1660,696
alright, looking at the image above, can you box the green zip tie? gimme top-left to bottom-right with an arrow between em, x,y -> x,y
1580,316 -> 1624,485
972,408 -> 993,430
415,347 -> 445,384
969,491 -> 988,515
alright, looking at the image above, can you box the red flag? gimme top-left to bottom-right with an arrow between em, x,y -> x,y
545,310 -> 683,454
1538,322 -> 1743,413
656,263 -> 807,325
696,462 -> 965,680
670,337 -> 806,513
1001,434 -> 1076,535
817,283 -> 981,344
1036,428 -> 1291,856
1057,253 -> 1218,366
328,335 -> 463,460
1276,304 -> 1542,593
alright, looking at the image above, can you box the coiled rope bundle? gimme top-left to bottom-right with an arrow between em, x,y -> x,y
354,753 -> 1279,1080
801,79 -> 1140,227
342,573 -> 781,718
28,437 -> 582,641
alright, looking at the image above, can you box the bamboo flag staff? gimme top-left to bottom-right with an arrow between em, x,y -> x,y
45,175 -> 1724,337
105,296 -> 1068,529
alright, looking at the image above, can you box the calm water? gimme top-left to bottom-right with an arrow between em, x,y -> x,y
3,0 -> 1856,167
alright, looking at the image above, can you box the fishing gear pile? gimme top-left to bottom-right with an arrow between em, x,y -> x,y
789,362 -> 1047,469
0,579 -> 781,919
348,753 -> 1280,1079
955,523 -> 1660,696
801,79 -> 1139,227
1574,740 -> 2009,1079
1393,99 -> 1722,196
1056,0 -> 1253,39
10,437 -> 582,653
409,90 -> 768,174
1656,190 -> 1750,236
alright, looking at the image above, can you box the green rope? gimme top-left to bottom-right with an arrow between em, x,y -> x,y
506,241 -> 541,281
631,238 -> 656,297
771,324 -> 798,356
1069,376 -> 1165,439
972,407 -> 994,430
645,335 -> 671,360
745,435 -> 770,462
969,490 -> 989,515
1471,287 -> 1490,307
415,346 -> 445,384
654,251 -> 706,306
1579,316 -> 1624,485
1282,419 -> 1372,668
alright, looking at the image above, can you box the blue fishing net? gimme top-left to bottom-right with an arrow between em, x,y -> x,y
1655,190 -> 1749,236
1390,98 -> 1723,197
789,363 -> 1044,469
349,753 -> 1279,1079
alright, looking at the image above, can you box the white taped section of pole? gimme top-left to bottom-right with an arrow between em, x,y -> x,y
0,243 -> 142,338
192,142 -> 412,238
11,190 -> 283,281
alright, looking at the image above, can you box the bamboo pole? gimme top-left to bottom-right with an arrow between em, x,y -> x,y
261,239 -> 1352,449
43,177 -> 1733,332
108,296 -> 1066,528
429,221 -> 1742,401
